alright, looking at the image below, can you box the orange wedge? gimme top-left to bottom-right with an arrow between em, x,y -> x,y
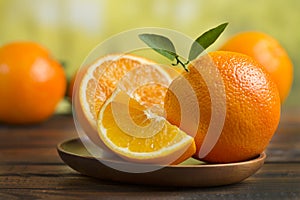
79,54 -> 172,129
97,89 -> 196,165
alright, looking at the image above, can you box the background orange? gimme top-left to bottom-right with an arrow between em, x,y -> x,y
220,31 -> 293,103
0,42 -> 66,124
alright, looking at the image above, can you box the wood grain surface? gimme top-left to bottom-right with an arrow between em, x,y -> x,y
0,110 -> 300,200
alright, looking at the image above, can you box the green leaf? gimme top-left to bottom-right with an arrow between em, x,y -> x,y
188,22 -> 228,61
139,34 -> 177,61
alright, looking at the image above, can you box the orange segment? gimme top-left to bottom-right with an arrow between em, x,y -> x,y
97,90 -> 196,165
79,54 -> 172,129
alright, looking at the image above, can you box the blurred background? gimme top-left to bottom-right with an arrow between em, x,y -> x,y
0,0 -> 299,110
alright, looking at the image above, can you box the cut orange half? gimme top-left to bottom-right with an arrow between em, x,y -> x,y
79,54 -> 172,129
97,89 -> 196,165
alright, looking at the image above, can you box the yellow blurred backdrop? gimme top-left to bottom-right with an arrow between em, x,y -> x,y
0,0 -> 299,109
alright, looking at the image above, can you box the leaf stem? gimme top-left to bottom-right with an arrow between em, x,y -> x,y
172,56 -> 189,72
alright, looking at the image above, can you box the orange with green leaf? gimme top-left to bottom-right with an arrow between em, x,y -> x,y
164,51 -> 280,163
140,23 -> 281,163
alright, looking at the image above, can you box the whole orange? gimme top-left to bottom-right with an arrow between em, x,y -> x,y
220,31 -> 293,103
164,51 -> 281,163
0,42 -> 67,124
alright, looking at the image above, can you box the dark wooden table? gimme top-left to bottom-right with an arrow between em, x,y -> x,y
1,110 -> 300,199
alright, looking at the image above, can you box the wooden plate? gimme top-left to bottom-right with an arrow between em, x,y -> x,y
57,138 -> 266,187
